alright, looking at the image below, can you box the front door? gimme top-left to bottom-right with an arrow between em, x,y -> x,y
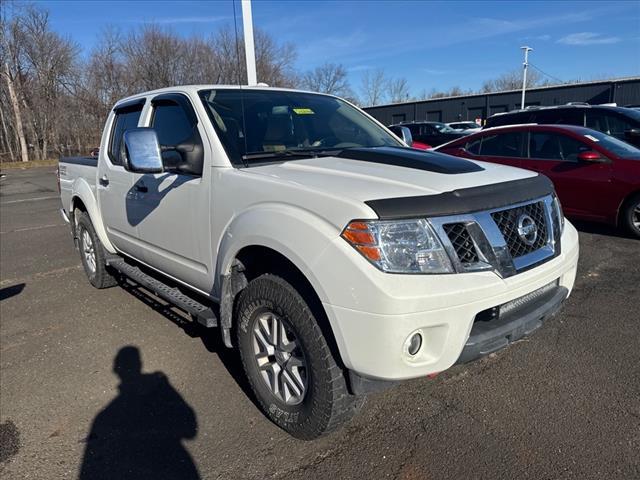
131,94 -> 213,293
97,101 -> 145,259
521,131 -> 613,220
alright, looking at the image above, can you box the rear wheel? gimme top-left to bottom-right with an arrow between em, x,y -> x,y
235,274 -> 362,439
621,193 -> 640,238
76,211 -> 117,289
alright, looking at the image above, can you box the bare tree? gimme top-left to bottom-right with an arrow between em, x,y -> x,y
480,68 -> 543,93
360,69 -> 388,106
1,3 -> 29,162
388,77 -> 410,103
300,63 -> 352,97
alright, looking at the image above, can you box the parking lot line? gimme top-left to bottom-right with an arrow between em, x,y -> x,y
0,195 -> 60,205
0,223 -> 65,234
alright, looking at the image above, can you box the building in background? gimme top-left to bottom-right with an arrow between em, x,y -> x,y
364,77 -> 640,126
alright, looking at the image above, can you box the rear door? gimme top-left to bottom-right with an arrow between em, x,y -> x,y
97,100 -> 145,258
131,93 -> 213,292
474,131 -> 526,168
521,131 -> 613,220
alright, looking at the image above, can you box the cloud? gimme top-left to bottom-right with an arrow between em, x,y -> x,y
557,32 -> 621,45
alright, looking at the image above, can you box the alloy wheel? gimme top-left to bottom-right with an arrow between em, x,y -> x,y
252,311 -> 307,405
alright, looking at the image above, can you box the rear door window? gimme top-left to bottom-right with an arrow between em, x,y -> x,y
479,132 -> 525,157
108,105 -> 144,166
529,132 -> 561,159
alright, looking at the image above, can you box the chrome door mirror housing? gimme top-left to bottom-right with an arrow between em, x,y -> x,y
122,128 -> 164,174
398,126 -> 413,146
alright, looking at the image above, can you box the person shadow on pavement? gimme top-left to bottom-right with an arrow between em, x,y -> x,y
78,346 -> 200,480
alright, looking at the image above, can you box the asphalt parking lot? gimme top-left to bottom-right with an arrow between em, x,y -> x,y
1,166 -> 639,479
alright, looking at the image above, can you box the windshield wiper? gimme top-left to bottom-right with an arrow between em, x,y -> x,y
241,148 -> 343,163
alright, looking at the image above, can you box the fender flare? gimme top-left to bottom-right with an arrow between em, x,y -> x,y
71,177 -> 116,253
214,204 -> 339,347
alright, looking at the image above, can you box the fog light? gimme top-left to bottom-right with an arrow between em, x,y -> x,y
407,332 -> 423,356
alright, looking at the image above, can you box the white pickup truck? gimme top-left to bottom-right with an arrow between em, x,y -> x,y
59,85 -> 579,439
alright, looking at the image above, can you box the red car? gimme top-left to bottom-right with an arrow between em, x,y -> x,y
437,125 -> 640,237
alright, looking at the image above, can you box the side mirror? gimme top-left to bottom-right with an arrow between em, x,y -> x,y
398,126 -> 413,146
122,128 -> 163,174
577,150 -> 605,163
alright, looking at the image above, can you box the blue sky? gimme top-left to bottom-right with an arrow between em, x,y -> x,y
26,0 -> 640,95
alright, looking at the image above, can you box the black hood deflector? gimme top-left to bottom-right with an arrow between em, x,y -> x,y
365,174 -> 555,219
337,146 -> 483,174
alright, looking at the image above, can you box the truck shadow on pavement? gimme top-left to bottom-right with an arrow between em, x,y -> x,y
78,346 -> 200,480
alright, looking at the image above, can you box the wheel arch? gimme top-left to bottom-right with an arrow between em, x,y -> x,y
218,243 -> 347,372
70,178 -> 115,253
616,189 -> 640,226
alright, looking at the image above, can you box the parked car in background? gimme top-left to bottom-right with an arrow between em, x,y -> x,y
484,104 -> 640,148
447,121 -> 481,133
437,124 -> 640,237
389,121 -> 466,147
387,125 -> 432,149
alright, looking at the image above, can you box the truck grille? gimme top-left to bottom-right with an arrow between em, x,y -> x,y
443,223 -> 478,264
491,201 -> 548,258
430,194 -> 561,278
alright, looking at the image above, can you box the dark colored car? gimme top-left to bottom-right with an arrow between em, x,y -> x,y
484,105 -> 640,148
387,125 -> 432,149
437,124 -> 640,237
389,121 -> 466,147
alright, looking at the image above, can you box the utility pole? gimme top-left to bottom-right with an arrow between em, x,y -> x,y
520,46 -> 533,110
241,0 -> 257,85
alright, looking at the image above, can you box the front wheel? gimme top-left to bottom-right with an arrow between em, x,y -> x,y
236,274 -> 362,439
621,193 -> 640,238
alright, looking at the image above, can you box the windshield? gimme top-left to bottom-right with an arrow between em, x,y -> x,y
431,122 -> 455,133
585,130 -> 640,159
198,89 -> 402,165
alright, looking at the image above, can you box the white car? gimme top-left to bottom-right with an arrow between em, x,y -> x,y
58,85 -> 579,439
447,121 -> 482,134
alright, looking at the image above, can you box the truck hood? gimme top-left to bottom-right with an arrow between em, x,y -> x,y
246,148 -> 536,204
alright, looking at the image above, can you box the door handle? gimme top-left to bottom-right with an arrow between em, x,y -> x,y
99,175 -> 109,187
135,183 -> 148,193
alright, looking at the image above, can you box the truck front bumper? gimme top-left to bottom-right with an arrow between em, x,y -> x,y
319,221 -> 579,381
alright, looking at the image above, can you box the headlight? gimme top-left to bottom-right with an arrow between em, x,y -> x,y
553,194 -> 565,234
341,219 -> 454,273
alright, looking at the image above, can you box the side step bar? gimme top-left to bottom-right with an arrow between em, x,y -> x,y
108,259 -> 218,328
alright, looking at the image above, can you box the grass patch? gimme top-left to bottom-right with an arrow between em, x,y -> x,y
0,159 -> 59,170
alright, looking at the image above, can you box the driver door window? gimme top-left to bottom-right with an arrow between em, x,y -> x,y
152,102 -> 201,173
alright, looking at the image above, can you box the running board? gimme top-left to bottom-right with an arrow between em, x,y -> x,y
108,259 -> 218,328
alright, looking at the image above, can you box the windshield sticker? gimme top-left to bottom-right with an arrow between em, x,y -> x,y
293,108 -> 314,115
584,134 -> 599,142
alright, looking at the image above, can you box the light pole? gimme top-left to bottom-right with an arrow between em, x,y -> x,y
241,0 -> 257,86
520,46 -> 533,109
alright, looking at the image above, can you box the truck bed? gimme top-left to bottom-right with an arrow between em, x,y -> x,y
58,156 -> 99,217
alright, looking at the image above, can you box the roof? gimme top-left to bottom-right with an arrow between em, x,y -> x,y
114,84 -> 334,108
479,123 -> 594,135
490,103 -> 633,117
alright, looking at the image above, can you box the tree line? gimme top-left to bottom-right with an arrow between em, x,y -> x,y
1,3 -> 564,163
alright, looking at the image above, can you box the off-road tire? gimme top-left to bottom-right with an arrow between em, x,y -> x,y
621,193 -> 640,238
76,211 -> 118,289
236,274 -> 362,439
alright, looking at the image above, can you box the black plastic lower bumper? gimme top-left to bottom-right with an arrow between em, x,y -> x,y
456,284 -> 568,365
